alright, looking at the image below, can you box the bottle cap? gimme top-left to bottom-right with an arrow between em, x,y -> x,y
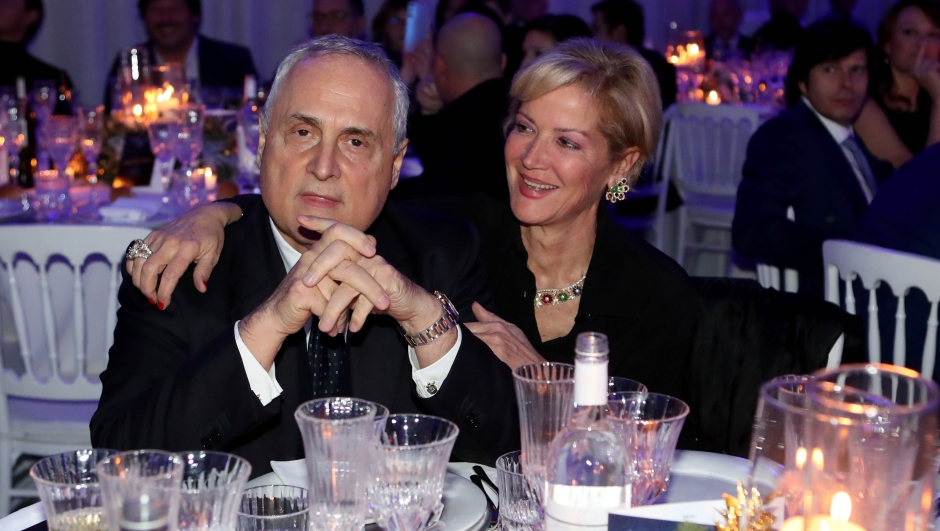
575,332 -> 608,358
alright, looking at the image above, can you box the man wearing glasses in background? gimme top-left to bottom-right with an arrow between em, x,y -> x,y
311,0 -> 367,40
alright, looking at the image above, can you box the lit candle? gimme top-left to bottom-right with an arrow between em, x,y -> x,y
204,168 -> 217,191
706,90 -> 720,105
779,492 -> 867,531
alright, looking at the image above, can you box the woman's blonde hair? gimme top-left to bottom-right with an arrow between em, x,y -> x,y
508,38 -> 662,184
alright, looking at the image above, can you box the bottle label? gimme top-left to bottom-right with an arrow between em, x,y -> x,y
574,360 -> 607,406
544,484 -> 628,530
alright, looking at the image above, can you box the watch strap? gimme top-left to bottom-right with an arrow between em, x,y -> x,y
399,291 -> 460,347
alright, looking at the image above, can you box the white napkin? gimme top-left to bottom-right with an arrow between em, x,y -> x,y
270,458 -> 307,488
99,197 -> 163,223
0,502 -> 46,531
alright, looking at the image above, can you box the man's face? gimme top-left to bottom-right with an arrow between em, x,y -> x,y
799,49 -> 868,126
142,0 -> 199,51
312,0 -> 365,38
591,11 -> 618,44
710,0 -> 743,40
258,55 -> 405,251
0,0 -> 38,42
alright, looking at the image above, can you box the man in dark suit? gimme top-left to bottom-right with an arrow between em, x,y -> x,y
104,0 -> 257,108
396,13 -> 509,200
91,36 -> 518,476
733,20 -> 893,299
705,0 -> 755,60
591,0 -> 676,110
752,0 -> 807,51
0,0 -> 73,90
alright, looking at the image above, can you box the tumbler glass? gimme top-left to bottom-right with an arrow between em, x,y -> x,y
34,169 -> 70,222
31,449 -> 117,531
96,450 -> 184,531
238,485 -> 309,531
176,451 -> 252,531
495,450 -> 540,531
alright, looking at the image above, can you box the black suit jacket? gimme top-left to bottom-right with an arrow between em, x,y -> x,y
91,198 -> 519,476
637,47 -> 677,110
104,35 -> 258,109
732,100 -> 893,298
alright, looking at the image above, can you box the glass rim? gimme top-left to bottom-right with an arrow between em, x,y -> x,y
294,397 -> 377,425
512,362 -> 575,383
238,485 -> 310,518
376,413 -> 460,449
810,363 -> 940,418
95,449 -> 184,479
757,376 -> 814,417
607,392 -> 690,422
29,448 -> 118,487
495,450 -> 523,476
177,451 -> 253,492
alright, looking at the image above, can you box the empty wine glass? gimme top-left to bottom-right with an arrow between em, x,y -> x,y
41,115 -> 79,174
371,414 -> 459,531
1,101 -> 27,182
148,113 -> 182,191
170,104 -> 206,207
32,79 -> 56,130
77,106 -> 104,179
237,101 -> 261,191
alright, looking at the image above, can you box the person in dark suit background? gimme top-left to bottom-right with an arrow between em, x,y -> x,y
591,0 -> 677,110
395,13 -> 509,200
733,20 -> 893,299
705,0 -> 756,60
104,0 -> 257,108
92,36 -> 517,476
752,0 -> 808,51
0,0 -> 73,90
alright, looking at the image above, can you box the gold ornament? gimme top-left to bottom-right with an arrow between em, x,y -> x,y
716,482 -> 777,531
605,177 -> 630,203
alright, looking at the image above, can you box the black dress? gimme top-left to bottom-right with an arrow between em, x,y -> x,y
874,89 -> 933,155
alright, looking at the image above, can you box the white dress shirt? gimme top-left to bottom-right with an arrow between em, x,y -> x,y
802,97 -> 873,203
153,36 -> 200,87
235,217 -> 461,405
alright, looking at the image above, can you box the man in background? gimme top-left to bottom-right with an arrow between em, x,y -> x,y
752,0 -> 808,51
733,20 -> 893,298
312,0 -> 366,39
0,0 -> 72,89
818,0 -> 869,33
104,0 -> 257,107
397,13 -> 509,200
705,0 -> 755,60
591,0 -> 676,109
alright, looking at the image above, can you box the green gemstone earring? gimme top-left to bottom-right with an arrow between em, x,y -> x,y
605,177 -> 630,203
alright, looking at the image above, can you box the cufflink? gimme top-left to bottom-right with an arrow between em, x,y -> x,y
426,382 -> 439,395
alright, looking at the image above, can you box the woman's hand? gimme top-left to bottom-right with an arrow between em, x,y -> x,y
465,302 -> 545,370
913,43 -> 940,99
416,75 -> 444,115
126,202 -> 242,309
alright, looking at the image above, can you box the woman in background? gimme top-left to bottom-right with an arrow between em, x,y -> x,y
519,14 -> 592,69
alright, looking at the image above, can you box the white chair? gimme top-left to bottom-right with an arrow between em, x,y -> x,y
756,207 -> 799,293
664,103 -> 760,276
612,106 -> 675,252
0,225 -> 149,515
822,239 -> 940,375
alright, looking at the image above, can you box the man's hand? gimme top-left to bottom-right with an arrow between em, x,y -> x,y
416,75 -> 444,115
400,37 -> 433,85
465,302 -> 545,370
127,202 -> 242,309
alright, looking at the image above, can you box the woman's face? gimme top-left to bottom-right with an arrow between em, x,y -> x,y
885,6 -> 940,73
383,8 -> 407,53
505,85 -> 637,228
521,30 -> 556,70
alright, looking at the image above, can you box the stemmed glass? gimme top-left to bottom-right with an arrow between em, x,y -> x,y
237,101 -> 261,192
41,115 -> 79,173
31,79 -> 57,131
170,104 -> 206,207
78,106 -> 105,205
371,414 -> 459,531
1,99 -> 27,182
147,112 -> 182,191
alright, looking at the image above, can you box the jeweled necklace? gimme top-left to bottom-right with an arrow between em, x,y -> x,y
534,275 -> 586,309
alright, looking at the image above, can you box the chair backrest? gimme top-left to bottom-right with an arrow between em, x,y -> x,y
662,103 -> 760,198
621,105 -> 676,250
823,239 -> 940,377
0,225 -> 150,400
756,207 -> 799,293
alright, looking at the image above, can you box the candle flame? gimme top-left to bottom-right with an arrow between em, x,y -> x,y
795,447 -> 807,469
831,492 -> 851,522
688,43 -> 700,55
707,90 -> 720,105
812,448 -> 824,470
133,104 -> 143,117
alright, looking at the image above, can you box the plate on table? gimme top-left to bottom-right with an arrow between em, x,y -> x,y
0,198 -> 30,222
248,459 -> 488,531
656,450 -> 781,504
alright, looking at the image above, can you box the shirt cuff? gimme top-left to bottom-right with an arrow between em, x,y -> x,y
409,327 -> 462,398
234,321 -> 284,405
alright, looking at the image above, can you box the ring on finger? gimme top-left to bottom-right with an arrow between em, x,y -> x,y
125,239 -> 153,260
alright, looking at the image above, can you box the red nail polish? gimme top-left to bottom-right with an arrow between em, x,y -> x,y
157,302 -> 165,310
148,298 -> 155,305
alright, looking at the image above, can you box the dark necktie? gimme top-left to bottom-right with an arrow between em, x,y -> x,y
841,136 -> 876,202
308,327 -> 350,398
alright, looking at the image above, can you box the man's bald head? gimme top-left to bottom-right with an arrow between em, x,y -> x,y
435,13 -> 504,92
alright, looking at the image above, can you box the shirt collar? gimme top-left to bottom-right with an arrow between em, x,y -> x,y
802,96 -> 854,144
152,36 -> 200,85
269,217 -> 302,272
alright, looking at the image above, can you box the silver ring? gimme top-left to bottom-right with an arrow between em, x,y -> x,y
125,239 -> 153,260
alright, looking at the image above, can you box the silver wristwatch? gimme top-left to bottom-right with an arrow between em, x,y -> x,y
399,291 -> 460,347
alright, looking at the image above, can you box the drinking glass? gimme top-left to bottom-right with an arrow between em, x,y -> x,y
371,414 -> 459,531
34,169 -> 70,222
607,393 -> 689,506
609,376 -> 647,396
238,485 -> 309,531
295,397 -> 377,531
171,104 -> 206,207
177,451 -> 252,531
77,106 -> 104,180
32,79 -> 57,129
237,101 -> 261,191
495,451 -> 540,531
41,115 -> 79,173
148,114 -> 182,191
512,362 -> 575,506
31,449 -> 118,531
97,450 -> 184,531
0,102 -> 26,182
798,364 -> 940,531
